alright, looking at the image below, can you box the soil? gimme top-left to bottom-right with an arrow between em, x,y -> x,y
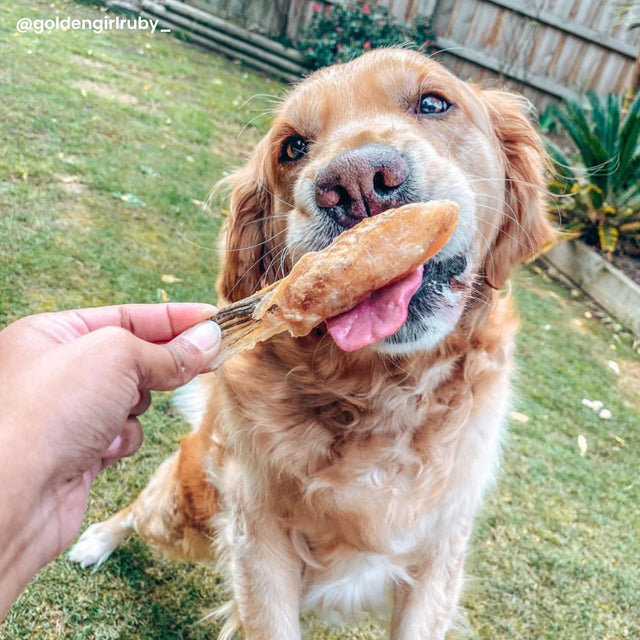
612,252 -> 640,286
578,230 -> 640,286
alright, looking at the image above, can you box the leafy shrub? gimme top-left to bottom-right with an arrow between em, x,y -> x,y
547,91 -> 640,257
297,0 -> 436,70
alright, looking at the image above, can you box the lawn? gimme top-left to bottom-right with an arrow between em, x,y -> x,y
1,1 -> 640,639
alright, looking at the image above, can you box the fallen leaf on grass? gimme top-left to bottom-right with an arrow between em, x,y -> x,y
113,192 -> 146,206
607,360 -> 620,375
609,432 -> 626,447
582,399 -> 603,412
578,434 -> 588,456
138,164 -> 159,178
55,174 -> 80,184
55,174 -> 87,195
161,274 -> 182,284
509,411 -> 530,423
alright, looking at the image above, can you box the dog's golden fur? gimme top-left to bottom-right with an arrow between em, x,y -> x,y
70,49 -> 554,639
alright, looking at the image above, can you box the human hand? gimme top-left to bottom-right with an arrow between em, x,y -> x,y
0,303 -> 220,614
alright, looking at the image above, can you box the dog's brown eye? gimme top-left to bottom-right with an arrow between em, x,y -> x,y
281,135 -> 308,162
418,93 -> 451,115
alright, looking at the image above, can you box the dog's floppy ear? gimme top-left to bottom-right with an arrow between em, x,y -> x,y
216,141 -> 276,303
481,89 -> 556,289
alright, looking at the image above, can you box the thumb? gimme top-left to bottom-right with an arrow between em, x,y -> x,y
135,320 -> 222,391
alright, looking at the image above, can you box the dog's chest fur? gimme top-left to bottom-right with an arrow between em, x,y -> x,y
208,320 -> 515,618
299,358 -> 509,616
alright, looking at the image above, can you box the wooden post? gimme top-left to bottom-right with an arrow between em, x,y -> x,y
419,0 -> 441,19
626,50 -> 640,105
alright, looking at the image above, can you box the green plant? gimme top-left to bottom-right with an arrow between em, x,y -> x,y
537,104 -> 560,135
297,0 -> 436,70
547,91 -> 640,256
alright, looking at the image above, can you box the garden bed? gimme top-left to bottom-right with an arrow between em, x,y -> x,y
543,239 -> 640,337
612,251 -> 640,286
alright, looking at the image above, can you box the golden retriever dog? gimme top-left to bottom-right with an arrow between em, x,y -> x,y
69,49 -> 554,639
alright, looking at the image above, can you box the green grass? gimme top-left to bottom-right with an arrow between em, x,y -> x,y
1,1 -> 640,638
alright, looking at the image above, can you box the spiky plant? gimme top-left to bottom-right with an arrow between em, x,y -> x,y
547,90 -> 640,257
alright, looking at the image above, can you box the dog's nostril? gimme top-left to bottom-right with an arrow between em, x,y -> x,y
335,185 -> 352,208
316,183 -> 352,211
373,171 -> 386,194
373,166 -> 407,195
373,170 -> 393,194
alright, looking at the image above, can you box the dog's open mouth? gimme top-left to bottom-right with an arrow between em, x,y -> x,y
326,254 -> 468,352
326,266 -> 424,351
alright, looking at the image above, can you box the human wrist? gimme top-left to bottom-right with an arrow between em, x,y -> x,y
0,418 -> 57,618
0,475 -> 49,619
0,497 -> 54,618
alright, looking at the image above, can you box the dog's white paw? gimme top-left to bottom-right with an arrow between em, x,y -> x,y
68,522 -> 123,571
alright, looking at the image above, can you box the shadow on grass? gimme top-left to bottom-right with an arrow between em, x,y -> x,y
91,537 -> 225,640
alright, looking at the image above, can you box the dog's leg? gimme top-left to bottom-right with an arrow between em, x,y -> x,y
67,502 -> 136,570
69,433 -> 217,568
389,527 -> 470,640
227,506 -> 303,640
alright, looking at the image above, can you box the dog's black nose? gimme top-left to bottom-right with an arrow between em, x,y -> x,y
315,144 -> 409,228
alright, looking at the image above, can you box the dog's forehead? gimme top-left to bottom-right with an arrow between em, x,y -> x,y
280,50 -> 461,131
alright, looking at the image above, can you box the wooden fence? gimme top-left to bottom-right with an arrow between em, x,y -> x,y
412,0 -> 640,108
158,0 -> 640,107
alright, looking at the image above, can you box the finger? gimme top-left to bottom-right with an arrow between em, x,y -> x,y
133,320 -> 222,391
39,303 -> 218,342
102,417 -> 144,464
130,389 -> 151,416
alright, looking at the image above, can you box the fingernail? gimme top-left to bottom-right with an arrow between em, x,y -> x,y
182,320 -> 221,355
104,435 -> 122,458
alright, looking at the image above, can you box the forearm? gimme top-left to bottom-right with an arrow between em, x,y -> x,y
0,510 -> 46,618
0,497 -> 46,619
0,427 -> 53,618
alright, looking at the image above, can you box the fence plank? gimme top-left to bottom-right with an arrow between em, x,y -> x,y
173,0 -> 639,108
430,0 -> 639,106
481,0 -> 638,59
418,0 -> 442,17
437,34 -> 576,99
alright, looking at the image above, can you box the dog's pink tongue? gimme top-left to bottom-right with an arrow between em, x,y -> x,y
326,266 -> 424,352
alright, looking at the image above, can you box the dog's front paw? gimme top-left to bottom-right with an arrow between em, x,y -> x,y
67,521 -> 124,571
